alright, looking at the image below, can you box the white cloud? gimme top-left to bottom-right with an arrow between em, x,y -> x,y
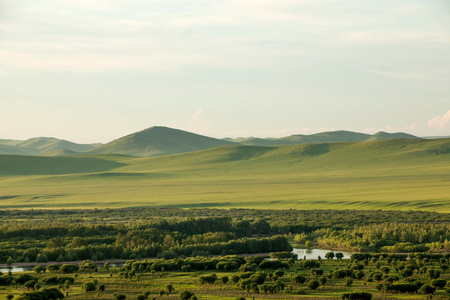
184,109 -> 213,134
428,110 -> 450,129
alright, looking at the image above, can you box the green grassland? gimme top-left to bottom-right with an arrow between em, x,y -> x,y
0,138 -> 449,211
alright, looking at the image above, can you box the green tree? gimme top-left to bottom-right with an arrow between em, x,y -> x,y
308,280 -> 320,290
336,253 -> 344,260
115,293 -> 126,300
179,290 -> 194,300
82,282 -> 96,292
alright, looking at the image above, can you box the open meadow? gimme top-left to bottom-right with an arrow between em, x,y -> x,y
0,138 -> 449,211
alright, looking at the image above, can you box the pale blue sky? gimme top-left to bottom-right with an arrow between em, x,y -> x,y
1,0 -> 449,143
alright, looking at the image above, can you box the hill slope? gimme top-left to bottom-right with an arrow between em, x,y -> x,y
0,137 -> 100,155
89,126 -> 237,157
231,130 -> 421,146
0,138 -> 448,211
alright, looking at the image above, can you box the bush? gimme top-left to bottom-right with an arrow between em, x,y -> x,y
59,264 -> 79,274
419,284 -> 435,295
388,283 -> 420,293
115,293 -> 126,300
179,290 -> 195,300
307,280 -> 320,290
81,282 -> 96,292
341,292 -> 372,300
291,274 -> 306,284
199,274 -> 217,284
431,279 -> 446,289
17,288 -> 64,300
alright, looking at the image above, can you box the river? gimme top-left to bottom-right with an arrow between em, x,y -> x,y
0,248 -> 356,273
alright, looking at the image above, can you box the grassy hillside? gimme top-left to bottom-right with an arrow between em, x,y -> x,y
0,137 -> 99,155
232,130 -> 420,146
90,126 -> 237,157
0,138 -> 448,211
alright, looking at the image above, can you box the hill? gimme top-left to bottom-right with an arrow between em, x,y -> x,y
1,128 -> 422,157
229,130 -> 420,146
89,126 -> 237,157
0,138 -> 448,211
0,137 -> 100,155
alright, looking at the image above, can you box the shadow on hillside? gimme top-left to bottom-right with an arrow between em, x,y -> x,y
0,155 -> 126,175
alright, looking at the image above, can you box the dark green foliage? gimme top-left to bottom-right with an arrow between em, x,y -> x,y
430,279 -> 446,289
387,283 -> 420,293
419,284 -> 435,295
310,268 -> 323,276
399,268 -> 413,278
58,265 -> 79,274
16,274 -> 35,285
291,274 -> 306,284
114,293 -> 126,300
259,260 -> 288,270
341,292 -> 372,299
17,288 -> 64,300
426,269 -> 441,279
249,272 -> 267,285
46,265 -> 60,273
307,279 -> 320,290
269,252 -> 297,260
43,277 -> 74,285
198,274 -> 217,284
81,282 -> 96,292
178,290 -> 194,300
296,260 -> 320,269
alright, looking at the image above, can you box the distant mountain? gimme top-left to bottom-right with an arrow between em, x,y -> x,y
365,131 -> 420,141
229,130 -> 420,146
89,126 -> 237,157
0,128 -> 423,157
0,137 -> 100,156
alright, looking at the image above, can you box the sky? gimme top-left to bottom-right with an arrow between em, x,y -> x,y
0,0 -> 449,143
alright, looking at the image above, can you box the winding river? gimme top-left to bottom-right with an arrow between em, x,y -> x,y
0,248 -> 356,273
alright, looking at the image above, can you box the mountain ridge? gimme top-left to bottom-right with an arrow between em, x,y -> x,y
0,127 -> 423,157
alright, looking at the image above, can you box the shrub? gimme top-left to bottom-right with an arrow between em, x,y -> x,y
115,293 -> 126,300
431,279 -> 446,289
307,280 -> 320,290
341,292 -> 372,300
419,284 -> 435,295
291,274 -> 307,284
81,282 -> 96,292
179,290 -> 195,300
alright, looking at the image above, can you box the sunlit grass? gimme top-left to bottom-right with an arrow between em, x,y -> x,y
0,138 -> 449,211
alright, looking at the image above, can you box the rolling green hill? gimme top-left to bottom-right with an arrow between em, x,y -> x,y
89,126 -> 237,157
0,137 -> 100,155
228,130 -> 421,146
0,138 -> 448,211
0,128 -> 421,157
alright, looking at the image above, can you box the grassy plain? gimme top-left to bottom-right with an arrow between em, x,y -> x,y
0,138 -> 449,211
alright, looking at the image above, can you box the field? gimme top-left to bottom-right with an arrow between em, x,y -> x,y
0,138 -> 449,211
